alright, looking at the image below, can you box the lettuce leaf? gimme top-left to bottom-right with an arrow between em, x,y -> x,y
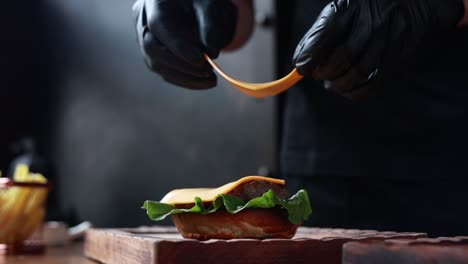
142,189 -> 312,225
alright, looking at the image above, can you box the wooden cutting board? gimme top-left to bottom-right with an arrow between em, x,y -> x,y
343,237 -> 468,264
84,226 -> 426,264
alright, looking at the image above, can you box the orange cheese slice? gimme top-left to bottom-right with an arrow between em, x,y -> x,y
160,176 -> 285,205
205,55 -> 303,98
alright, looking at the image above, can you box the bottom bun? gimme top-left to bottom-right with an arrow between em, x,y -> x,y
172,208 -> 300,240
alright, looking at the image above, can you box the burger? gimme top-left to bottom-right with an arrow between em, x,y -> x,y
142,176 -> 312,240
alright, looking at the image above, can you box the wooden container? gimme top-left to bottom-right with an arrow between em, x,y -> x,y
85,226 -> 426,264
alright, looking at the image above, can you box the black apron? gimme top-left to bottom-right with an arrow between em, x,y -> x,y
279,0 -> 468,237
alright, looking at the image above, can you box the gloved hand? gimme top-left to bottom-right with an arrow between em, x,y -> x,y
293,0 -> 465,99
133,0 -> 238,89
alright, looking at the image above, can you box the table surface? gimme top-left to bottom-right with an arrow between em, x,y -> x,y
1,243 -> 94,264
0,227 -> 431,264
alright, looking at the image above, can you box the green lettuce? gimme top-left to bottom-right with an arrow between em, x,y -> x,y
142,189 -> 312,225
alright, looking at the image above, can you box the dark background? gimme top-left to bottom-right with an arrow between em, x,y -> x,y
0,1 -> 279,227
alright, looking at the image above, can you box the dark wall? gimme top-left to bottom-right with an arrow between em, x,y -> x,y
43,0 -> 277,227
0,2 -> 55,172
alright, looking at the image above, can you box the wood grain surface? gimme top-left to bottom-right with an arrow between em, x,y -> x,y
343,237 -> 468,264
84,226 -> 426,264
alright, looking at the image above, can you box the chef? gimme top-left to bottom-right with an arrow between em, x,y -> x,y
132,0 -> 468,237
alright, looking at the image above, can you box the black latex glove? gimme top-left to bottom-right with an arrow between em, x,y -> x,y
133,0 -> 237,89
293,0 -> 465,99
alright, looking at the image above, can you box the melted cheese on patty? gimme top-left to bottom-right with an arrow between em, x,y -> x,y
160,176 -> 285,205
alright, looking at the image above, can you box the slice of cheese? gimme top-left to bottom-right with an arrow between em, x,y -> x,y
160,176 -> 285,205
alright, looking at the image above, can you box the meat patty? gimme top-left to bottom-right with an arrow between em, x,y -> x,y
174,180 -> 289,209
228,180 -> 289,201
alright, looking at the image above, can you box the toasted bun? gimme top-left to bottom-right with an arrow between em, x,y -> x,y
171,208 -> 300,240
